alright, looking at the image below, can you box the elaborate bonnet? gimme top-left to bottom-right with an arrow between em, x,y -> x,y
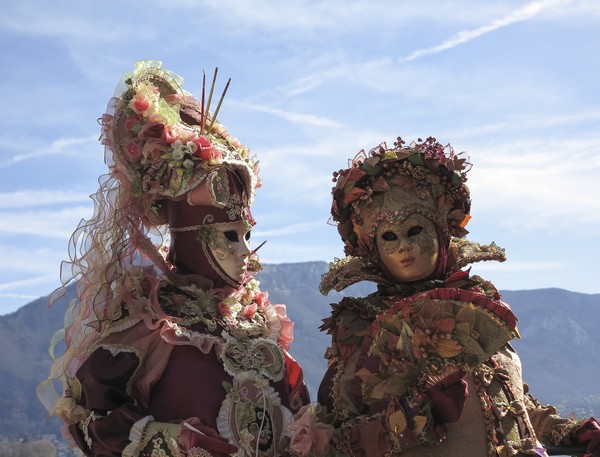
321,136 -> 505,293
101,60 -> 258,228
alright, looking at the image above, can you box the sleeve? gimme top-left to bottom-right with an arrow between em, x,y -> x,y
68,347 -> 151,456
525,387 -> 600,456
69,346 -> 242,457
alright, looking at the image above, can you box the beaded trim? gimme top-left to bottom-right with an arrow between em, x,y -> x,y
79,410 -> 111,449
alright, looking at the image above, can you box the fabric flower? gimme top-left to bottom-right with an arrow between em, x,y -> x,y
164,125 -> 179,144
124,140 -> 143,163
171,140 -> 197,161
274,304 -> 294,350
254,291 -> 269,308
138,122 -> 165,139
142,138 -> 168,162
124,114 -> 141,131
208,147 -> 223,165
195,142 -> 216,161
242,302 -> 257,319
53,397 -> 88,425
218,302 -> 232,317
129,92 -> 150,114
289,404 -> 334,457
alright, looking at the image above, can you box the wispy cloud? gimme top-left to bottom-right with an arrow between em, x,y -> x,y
0,190 -> 90,209
230,100 -> 343,128
0,2 -> 154,43
0,135 -> 97,169
401,0 -> 574,62
253,221 -> 324,238
446,110 -> 600,139
469,138 -> 600,233
0,275 -> 57,292
0,292 -> 39,300
0,206 -> 91,238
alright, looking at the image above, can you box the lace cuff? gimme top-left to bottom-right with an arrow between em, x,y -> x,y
122,416 -> 179,457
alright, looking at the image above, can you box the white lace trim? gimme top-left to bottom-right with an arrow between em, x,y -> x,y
122,415 -> 154,457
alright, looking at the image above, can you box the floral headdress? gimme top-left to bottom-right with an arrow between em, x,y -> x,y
321,136 -> 505,294
332,136 -> 471,257
102,60 -> 259,222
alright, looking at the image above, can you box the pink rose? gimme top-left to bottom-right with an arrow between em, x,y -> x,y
197,145 -> 214,161
164,125 -> 179,144
192,135 -> 212,149
192,136 -> 215,160
209,147 -> 223,164
274,304 -> 294,350
124,114 -> 141,131
124,140 -> 143,162
290,430 -> 313,457
218,302 -> 232,317
242,302 -> 257,319
254,291 -> 269,308
129,93 -> 150,114
289,405 -> 334,457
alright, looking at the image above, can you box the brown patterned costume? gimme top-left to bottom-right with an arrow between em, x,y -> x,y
317,137 -> 599,457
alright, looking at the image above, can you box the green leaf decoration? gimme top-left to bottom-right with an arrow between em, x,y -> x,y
362,162 -> 383,177
408,154 -> 425,166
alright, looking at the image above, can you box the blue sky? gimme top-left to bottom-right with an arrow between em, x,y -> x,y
1,0 -> 599,314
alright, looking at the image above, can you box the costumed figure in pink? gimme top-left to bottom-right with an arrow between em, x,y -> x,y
38,61 -> 328,457
317,137 -> 600,456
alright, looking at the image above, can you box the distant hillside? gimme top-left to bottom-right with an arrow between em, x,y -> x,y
1,261 -> 598,440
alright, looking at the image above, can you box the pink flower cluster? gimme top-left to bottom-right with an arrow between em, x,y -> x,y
289,404 -> 334,457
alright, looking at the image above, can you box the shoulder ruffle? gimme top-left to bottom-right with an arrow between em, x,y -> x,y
320,256 -> 390,295
449,238 -> 506,271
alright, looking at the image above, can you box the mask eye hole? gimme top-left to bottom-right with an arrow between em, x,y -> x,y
381,231 -> 398,241
407,226 -> 423,237
244,231 -> 251,241
224,231 -> 239,242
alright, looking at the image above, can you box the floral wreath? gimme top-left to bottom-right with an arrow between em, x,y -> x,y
330,136 -> 471,259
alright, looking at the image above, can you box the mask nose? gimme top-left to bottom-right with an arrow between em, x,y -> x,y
397,237 -> 412,254
236,237 -> 251,260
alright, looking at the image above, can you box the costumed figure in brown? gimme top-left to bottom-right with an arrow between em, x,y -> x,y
37,61 -> 331,457
318,136 -> 600,456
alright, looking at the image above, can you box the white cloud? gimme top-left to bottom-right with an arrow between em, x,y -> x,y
446,110 -> 600,139
0,206 -> 91,239
153,0 -> 525,34
0,275 -> 57,292
469,138 -> 600,233
0,190 -> 90,209
230,100 -> 343,128
0,292 -> 39,300
0,135 -> 97,169
401,0 -> 575,62
0,2 -> 154,43
253,221 -> 324,238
